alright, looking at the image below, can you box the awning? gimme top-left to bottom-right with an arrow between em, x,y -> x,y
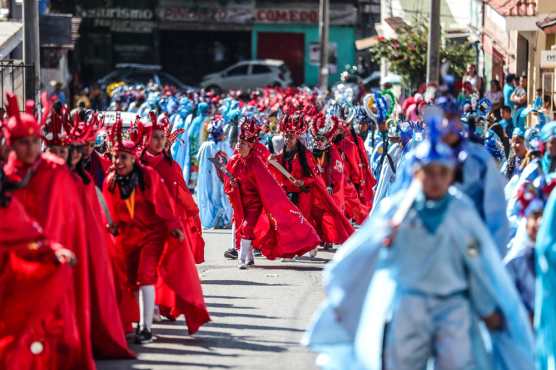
355,36 -> 379,51
0,21 -> 22,59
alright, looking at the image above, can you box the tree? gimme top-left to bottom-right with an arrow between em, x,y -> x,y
369,21 -> 474,90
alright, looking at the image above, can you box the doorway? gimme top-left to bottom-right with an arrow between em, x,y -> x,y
256,32 -> 305,85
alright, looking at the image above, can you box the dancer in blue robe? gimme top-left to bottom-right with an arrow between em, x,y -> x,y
196,118 -> 234,229
304,122 -> 534,370
536,189 -> 556,370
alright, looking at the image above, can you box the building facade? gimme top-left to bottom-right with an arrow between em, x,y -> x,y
52,0 -> 365,87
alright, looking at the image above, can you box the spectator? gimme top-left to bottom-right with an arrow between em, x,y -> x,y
49,80 -> 66,105
511,74 -> 528,109
462,63 -> 482,94
485,79 -> 503,113
511,75 -> 528,130
503,74 -> 517,111
500,105 -> 514,137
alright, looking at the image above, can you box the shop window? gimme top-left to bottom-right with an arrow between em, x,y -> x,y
252,65 -> 271,74
227,65 -> 248,76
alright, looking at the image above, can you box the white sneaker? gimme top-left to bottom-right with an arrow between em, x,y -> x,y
153,305 -> 162,322
238,261 -> 247,270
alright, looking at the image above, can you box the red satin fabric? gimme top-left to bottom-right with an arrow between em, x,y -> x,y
225,150 -> 320,258
273,148 -> 354,244
336,138 -> 370,224
103,165 -> 209,335
0,198 -> 79,370
352,134 -> 376,206
141,151 -> 205,264
4,152 -> 96,370
72,173 -> 134,359
313,145 -> 345,211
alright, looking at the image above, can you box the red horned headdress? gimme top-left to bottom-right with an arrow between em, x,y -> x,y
239,116 -> 261,143
309,113 -> 339,150
108,113 -> 144,156
3,92 -> 41,145
279,111 -> 306,137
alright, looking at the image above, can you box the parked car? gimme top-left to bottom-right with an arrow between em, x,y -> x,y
200,59 -> 293,92
97,64 -> 193,94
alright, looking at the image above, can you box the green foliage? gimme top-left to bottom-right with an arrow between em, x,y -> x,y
369,21 -> 475,89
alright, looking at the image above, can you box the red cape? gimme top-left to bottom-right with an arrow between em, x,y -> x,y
4,152 -> 96,370
73,173 -> 134,358
141,151 -> 205,264
103,165 -> 210,335
313,145 -> 345,211
273,149 -> 354,244
225,150 -> 320,258
352,134 -> 376,206
0,197 -> 79,370
336,139 -> 370,224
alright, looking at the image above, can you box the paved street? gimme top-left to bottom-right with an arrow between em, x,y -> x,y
97,230 -> 332,370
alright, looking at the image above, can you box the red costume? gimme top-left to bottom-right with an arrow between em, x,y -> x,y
349,130 -> 376,205
335,134 -> 371,224
3,94 -> 96,370
309,114 -> 346,211
272,114 -> 353,245
225,117 -> 320,259
141,112 -> 205,264
103,118 -> 209,335
0,190 -> 79,370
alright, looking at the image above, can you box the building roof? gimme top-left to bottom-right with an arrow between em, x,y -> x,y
537,15 -> 556,32
0,21 -> 22,59
487,0 -> 537,17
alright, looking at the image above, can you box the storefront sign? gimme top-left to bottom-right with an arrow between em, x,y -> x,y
76,6 -> 155,33
157,6 -> 253,23
541,50 -> 556,68
256,5 -> 356,25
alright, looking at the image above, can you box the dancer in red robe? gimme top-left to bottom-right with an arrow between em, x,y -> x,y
272,113 -> 354,255
64,114 -> 133,359
224,116 -> 320,269
0,195 -> 79,370
2,93 -> 96,370
80,112 -> 111,189
139,112 -> 209,326
333,118 -> 371,224
0,120 -> 79,370
309,113 -> 346,212
345,118 -> 376,206
141,112 -> 205,263
103,117 -> 209,344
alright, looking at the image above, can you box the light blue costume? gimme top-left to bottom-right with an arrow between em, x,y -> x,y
535,190 -> 556,370
392,140 -> 509,255
136,92 -> 160,117
372,122 -> 416,211
196,123 -> 234,229
305,133 -> 534,370
171,98 -> 195,176
305,187 -> 534,370
504,222 -> 536,316
183,102 -> 209,186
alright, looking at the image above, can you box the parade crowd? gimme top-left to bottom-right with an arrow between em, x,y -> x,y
1,63 -> 556,370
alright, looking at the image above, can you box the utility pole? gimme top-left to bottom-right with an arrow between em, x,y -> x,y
318,0 -> 330,90
426,0 -> 441,84
23,0 -> 40,100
